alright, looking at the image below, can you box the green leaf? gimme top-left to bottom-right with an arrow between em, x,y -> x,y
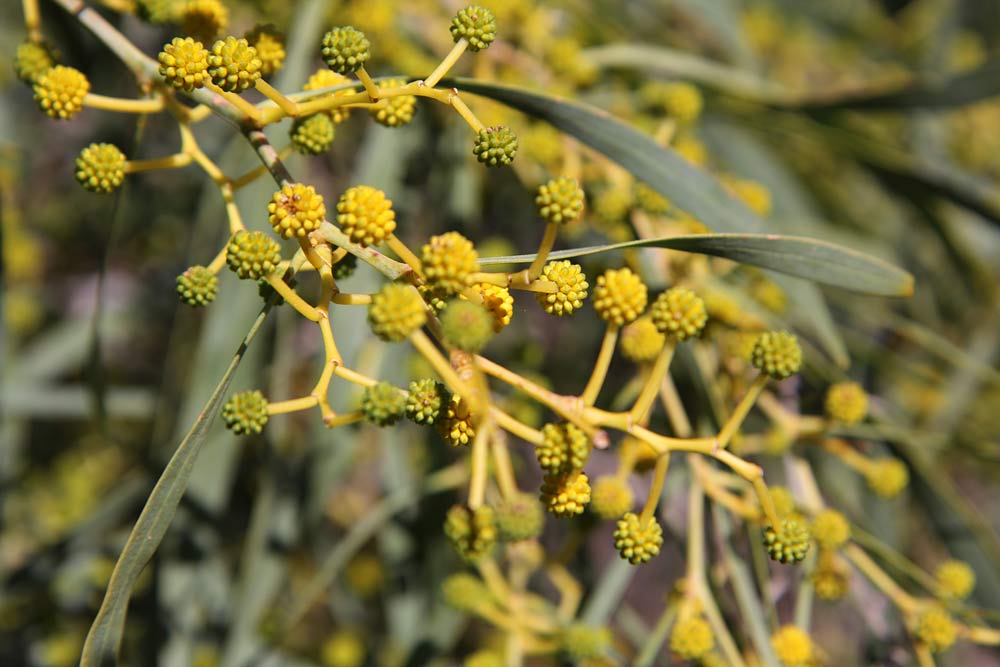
479,233 -> 913,297
80,304 -> 274,667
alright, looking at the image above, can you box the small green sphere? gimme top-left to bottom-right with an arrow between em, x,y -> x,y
290,113 -> 336,155
360,381 -> 407,426
649,286 -> 707,341
440,300 -> 494,352
494,492 -> 545,542
368,283 -> 427,342
208,36 -> 262,93
444,504 -> 497,563
537,422 -> 591,476
176,265 -> 218,306
441,573 -> 488,611
405,378 -> 446,425
764,519 -> 811,564
751,330 -> 802,380
75,143 -> 126,194
321,26 -> 371,74
473,126 -> 518,167
333,252 -> 358,280
226,230 -> 281,280
450,5 -> 497,52
222,390 -> 268,435
614,512 -> 663,564
536,176 -> 585,225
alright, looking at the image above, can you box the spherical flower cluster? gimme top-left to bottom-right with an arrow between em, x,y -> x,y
178,0 -> 229,43
764,519 -> 811,564
471,284 -> 513,332
824,381 -> 869,424
437,395 -> 475,447
321,631 -> 364,667
811,509 -> 850,551
536,261 -> 588,316
811,552 -> 850,601
769,486 -> 796,517
935,559 -> 976,601
444,504 -> 496,562
222,390 -> 268,435
441,573 -> 488,611
770,626 -> 812,666
336,185 -> 395,247
158,37 -> 210,91
592,267 -> 648,327
360,382 -> 406,426
620,317 -> 665,363
136,0 -> 177,24
634,182 -> 670,215
34,65 -> 90,120
536,176 -> 585,225
405,378 -> 445,425
244,24 -> 285,76
593,188 -> 632,225
473,126 -> 518,167
590,476 -> 633,520
441,300 -> 494,353
176,265 -> 218,306
267,183 -> 326,239
751,330 -> 802,380
450,5 -> 497,52
208,36 -> 262,93
303,69 -> 352,123
368,283 -> 426,342
15,40 -> 59,84
494,492 -> 544,542
75,143 -> 126,194
226,230 -> 281,280
669,617 -> 714,660
561,624 -> 611,660
658,81 -> 703,123
537,422 -> 591,476
650,287 -> 707,341
614,512 -> 663,564
914,607 -> 957,653
540,472 -> 591,517
370,79 -> 417,127
421,232 -> 479,295
290,113 -> 336,155
321,26 -> 371,74
865,458 -> 909,498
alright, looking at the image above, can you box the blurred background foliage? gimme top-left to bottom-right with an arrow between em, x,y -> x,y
2,0 -> 1000,666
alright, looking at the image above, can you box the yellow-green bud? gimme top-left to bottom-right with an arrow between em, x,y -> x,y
537,422 -> 591,476
75,143 -> 126,194
614,512 -> 663,564
536,260 -> 588,316
536,176 -> 585,225
158,37 -> 210,91
321,26 -> 371,74
650,286 -> 707,341
450,5 -> 497,52
824,381 -> 868,424
34,65 -> 89,120
226,230 -> 281,280
222,390 -> 268,435
368,283 -> 427,342
441,300 -> 494,353
444,504 -> 497,562
208,36 -> 262,93
473,126 -> 518,167
176,265 -> 218,306
494,492 -> 544,542
336,185 -> 395,247
592,267 -> 648,327
670,616 -> 714,660
290,114 -> 336,155
935,559 -> 975,601
751,330 -> 802,380
590,476 -> 633,520
360,382 -> 406,426
764,519 -> 811,564
405,378 -> 446,425
540,472 -> 591,517
810,509 -> 850,551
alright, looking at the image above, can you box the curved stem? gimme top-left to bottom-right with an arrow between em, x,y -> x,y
580,324 -> 619,406
424,39 -> 469,88
84,92 -> 164,114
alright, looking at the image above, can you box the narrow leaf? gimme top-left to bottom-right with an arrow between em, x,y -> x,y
80,304 -> 273,667
479,233 -> 913,297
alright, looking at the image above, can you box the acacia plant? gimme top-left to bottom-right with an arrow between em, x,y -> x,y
5,0 -> 1000,666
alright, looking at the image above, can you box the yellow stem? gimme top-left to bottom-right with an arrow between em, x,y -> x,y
331,292 -> 372,305
640,454 -> 670,524
255,78 -> 299,117
23,0 -> 41,41
490,430 -> 519,498
526,223 -> 558,280
490,406 -> 544,445
821,437 -> 874,474
660,374 -> 692,437
410,330 -> 476,409
580,324 -> 619,406
546,564 -> 584,622
386,234 -> 424,274
318,315 -> 342,365
324,410 -> 365,428
844,543 -> 918,614
267,396 -> 319,415
750,476 -> 782,530
204,81 -> 262,122
124,153 -> 192,173
265,274 -> 320,322
230,144 -> 294,190
206,245 -> 228,274
83,92 -> 164,114
289,90 -> 368,121
355,67 -> 380,100
716,373 -> 769,449
450,94 -> 485,133
222,186 -> 245,234
332,364 -> 377,388
423,39 -> 469,88
468,419 -> 492,509
629,341 -> 676,423
296,236 -> 330,274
